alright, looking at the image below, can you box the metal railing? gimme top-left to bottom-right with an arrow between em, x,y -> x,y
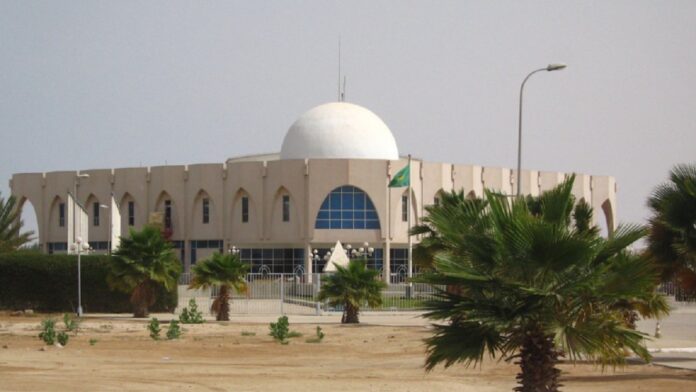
658,281 -> 696,302
178,272 -> 441,315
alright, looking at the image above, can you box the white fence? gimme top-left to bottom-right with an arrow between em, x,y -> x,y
178,272 -> 440,315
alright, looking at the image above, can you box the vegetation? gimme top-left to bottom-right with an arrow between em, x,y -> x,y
317,258 -> 386,324
647,163 -> 696,296
179,298 -> 205,324
38,319 -> 57,345
89,338 -> 98,346
414,176 -> 667,392
269,315 -> 290,344
108,225 -> 181,318
148,318 -> 161,340
63,313 -> 80,335
189,252 -> 249,321
0,252 -> 176,312
166,320 -> 181,340
241,331 -> 256,336
0,193 -> 33,253
56,331 -> 69,346
306,326 -> 325,343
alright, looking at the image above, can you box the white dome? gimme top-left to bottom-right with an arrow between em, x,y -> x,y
280,102 -> 399,160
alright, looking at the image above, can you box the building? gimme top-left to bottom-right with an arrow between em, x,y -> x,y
9,102 -> 617,281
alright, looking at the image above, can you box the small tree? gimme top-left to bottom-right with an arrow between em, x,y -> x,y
416,176 -> 668,392
189,252 -> 249,321
317,259 -> 386,324
0,192 -> 34,253
108,225 -> 181,318
179,298 -> 205,324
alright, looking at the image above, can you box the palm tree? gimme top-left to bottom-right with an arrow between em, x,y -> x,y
647,163 -> 696,296
0,193 -> 33,253
317,258 -> 386,323
416,176 -> 667,392
189,252 -> 249,321
107,225 -> 181,317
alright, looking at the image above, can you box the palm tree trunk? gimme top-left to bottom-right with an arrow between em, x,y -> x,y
514,327 -> 561,392
131,281 -> 154,318
216,285 -> 230,321
342,302 -> 359,324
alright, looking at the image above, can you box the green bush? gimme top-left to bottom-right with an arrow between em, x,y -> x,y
179,299 -> 204,324
38,318 -> 57,345
148,318 -> 161,340
63,313 -> 80,335
269,316 -> 290,344
57,331 -> 69,346
0,252 -> 177,313
166,320 -> 181,340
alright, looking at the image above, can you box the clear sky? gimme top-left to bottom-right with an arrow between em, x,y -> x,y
1,1 -> 695,236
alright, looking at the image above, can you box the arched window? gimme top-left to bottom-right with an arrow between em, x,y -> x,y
315,186 -> 380,229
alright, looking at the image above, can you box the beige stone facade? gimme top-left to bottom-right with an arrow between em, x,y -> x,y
8,102 -> 618,281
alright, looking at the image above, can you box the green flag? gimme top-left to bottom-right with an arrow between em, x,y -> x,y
389,164 -> 410,188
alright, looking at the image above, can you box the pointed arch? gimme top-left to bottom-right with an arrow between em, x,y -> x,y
400,188 -> 419,224
16,196 -> 38,248
48,195 -> 65,229
315,185 -> 380,230
154,190 -> 175,232
270,186 -> 300,238
85,193 -> 100,227
433,188 -> 446,206
192,188 -> 214,226
230,187 -> 259,242
466,190 -> 477,200
119,192 -> 137,234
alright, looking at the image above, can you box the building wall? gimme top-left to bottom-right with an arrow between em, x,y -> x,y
10,157 -> 618,270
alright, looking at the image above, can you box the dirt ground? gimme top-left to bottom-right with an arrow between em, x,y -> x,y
1,313 -> 695,391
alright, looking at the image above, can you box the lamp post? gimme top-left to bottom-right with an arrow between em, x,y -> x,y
516,63 -> 566,196
73,173 -> 90,317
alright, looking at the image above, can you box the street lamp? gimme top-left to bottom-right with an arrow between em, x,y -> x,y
516,63 -> 566,196
72,173 -> 90,317
70,236 -> 90,316
228,245 -> 240,255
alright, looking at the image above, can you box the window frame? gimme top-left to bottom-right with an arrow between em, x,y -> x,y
241,196 -> 249,223
202,198 -> 210,224
282,195 -> 290,222
93,202 -> 100,227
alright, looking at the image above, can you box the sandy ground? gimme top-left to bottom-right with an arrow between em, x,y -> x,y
1,313 -> 696,391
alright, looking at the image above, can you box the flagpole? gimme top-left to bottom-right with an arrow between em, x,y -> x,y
407,154 -> 413,286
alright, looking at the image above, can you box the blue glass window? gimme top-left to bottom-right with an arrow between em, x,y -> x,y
315,185 -> 380,230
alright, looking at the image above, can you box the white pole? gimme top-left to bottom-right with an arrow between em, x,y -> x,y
77,244 -> 83,316
407,154 -> 413,283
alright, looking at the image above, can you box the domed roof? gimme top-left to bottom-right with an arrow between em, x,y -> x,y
280,102 -> 399,160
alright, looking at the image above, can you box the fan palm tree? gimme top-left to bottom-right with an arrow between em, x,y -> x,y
0,193 -> 34,253
416,176 -> 667,392
189,252 -> 249,321
107,225 -> 181,317
317,258 -> 387,324
647,163 -> 696,295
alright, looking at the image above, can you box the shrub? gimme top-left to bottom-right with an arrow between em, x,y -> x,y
148,318 -> 161,340
166,320 -> 181,340
306,326 -> 325,343
89,338 -> 97,346
63,313 -> 80,335
0,252 -> 176,313
38,319 -> 57,345
56,331 -> 69,346
179,299 -> 204,324
269,316 -> 289,344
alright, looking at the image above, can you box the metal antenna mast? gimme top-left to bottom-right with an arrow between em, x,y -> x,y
337,36 -> 342,101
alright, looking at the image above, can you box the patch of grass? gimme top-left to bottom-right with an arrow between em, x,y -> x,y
305,326 -> 325,344
241,331 -> 256,336
63,313 -> 80,335
89,338 -> 98,346
287,331 -> 303,338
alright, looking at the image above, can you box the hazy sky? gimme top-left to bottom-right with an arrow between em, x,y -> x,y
1,1 -> 695,235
